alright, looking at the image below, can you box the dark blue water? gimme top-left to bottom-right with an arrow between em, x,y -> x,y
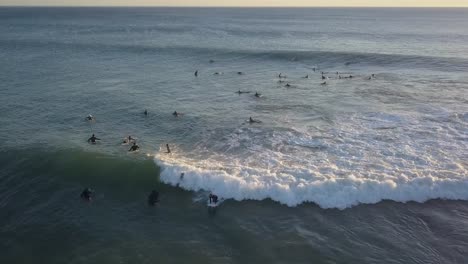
1,7 -> 467,263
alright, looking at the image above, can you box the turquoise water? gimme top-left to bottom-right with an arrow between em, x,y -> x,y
0,7 -> 467,263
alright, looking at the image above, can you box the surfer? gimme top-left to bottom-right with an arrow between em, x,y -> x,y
123,136 -> 135,144
254,92 -> 261,98
173,111 -> 180,117
303,74 -> 309,79
148,190 -> 159,206
144,109 -> 148,116
194,70 -> 198,77
87,134 -> 100,144
237,71 -> 243,75
80,188 -> 93,201
85,114 -> 94,121
249,117 -> 261,123
321,81 -> 327,85
128,142 -> 140,152
285,83 -> 291,87
209,194 -> 218,204
166,144 -> 171,153
237,89 -> 251,94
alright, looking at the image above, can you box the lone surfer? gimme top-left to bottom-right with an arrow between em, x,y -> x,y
194,70 -> 198,77
249,117 -> 261,123
209,194 -> 218,204
148,190 -> 159,206
80,188 -> 93,201
86,114 -> 94,121
87,134 -> 100,144
166,144 -> 171,153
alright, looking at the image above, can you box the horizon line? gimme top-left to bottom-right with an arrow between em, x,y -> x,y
1,5 -> 468,8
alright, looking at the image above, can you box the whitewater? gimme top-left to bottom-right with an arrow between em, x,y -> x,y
156,108 -> 467,209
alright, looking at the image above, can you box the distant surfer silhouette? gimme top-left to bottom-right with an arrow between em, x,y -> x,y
148,190 -> 159,206
166,144 -> 171,153
80,188 -> 93,201
87,134 -> 100,144
128,142 -> 140,152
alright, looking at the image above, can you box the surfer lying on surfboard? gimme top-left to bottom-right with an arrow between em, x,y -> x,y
248,117 -> 261,124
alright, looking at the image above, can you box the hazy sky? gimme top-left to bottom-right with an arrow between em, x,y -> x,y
1,0 -> 468,7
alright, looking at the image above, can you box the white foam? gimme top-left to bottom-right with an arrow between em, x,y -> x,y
154,112 -> 468,209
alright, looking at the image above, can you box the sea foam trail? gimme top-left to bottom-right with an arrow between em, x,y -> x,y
154,112 -> 468,209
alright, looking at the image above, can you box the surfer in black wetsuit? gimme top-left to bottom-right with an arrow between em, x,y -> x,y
194,70 -> 198,77
209,194 -> 218,204
86,114 -> 94,121
173,111 -> 180,117
237,90 -> 250,94
148,190 -> 159,206
81,188 -> 93,201
166,144 -> 171,153
87,134 -> 100,144
285,83 -> 291,87
128,142 -> 139,152
144,109 -> 148,116
249,117 -> 261,123
255,92 -> 261,98
123,136 -> 135,144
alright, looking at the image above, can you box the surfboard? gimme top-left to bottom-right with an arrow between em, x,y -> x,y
207,198 -> 224,208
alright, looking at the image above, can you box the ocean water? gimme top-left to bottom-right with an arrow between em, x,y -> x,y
0,7 -> 467,263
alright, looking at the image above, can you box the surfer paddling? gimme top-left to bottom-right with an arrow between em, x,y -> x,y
128,142 -> 140,152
